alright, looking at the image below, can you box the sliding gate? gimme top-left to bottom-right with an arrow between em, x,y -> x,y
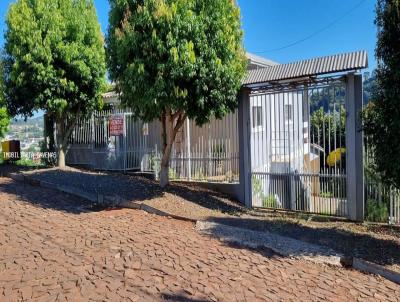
250,78 -> 349,217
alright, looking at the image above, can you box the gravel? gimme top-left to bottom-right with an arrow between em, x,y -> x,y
22,167 -> 246,220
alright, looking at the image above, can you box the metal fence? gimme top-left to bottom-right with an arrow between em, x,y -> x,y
154,113 -> 240,183
364,137 -> 400,225
250,79 -> 349,217
67,109 -> 153,171
66,109 -> 239,183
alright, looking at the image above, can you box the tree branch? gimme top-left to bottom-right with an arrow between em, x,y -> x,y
173,113 -> 187,135
172,110 -> 183,121
62,105 -> 82,147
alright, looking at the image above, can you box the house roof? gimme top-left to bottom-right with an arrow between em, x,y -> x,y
243,50 -> 368,86
103,51 -> 368,101
103,91 -> 119,100
246,52 -> 278,68
102,52 -> 277,102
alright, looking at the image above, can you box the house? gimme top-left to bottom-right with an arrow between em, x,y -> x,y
67,52 -> 279,182
65,50 -> 368,220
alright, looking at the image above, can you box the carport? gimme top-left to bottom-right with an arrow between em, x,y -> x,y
237,50 -> 368,221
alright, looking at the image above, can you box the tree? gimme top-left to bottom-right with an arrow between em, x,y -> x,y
363,72 -> 377,104
0,60 -> 10,139
107,0 -> 246,187
310,106 -> 346,170
3,0 -> 106,167
362,0 -> 400,188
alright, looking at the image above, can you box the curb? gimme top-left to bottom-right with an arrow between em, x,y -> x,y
3,171 -> 400,284
120,201 -> 197,223
196,221 -> 345,267
352,258 -> 400,285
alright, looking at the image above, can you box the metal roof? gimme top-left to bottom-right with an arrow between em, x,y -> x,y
246,52 -> 278,68
103,91 -> 119,100
243,50 -> 368,86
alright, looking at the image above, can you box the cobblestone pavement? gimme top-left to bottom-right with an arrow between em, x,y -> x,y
0,178 -> 399,302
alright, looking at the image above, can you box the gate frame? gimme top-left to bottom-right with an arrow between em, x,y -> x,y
346,73 -> 364,221
239,72 -> 365,221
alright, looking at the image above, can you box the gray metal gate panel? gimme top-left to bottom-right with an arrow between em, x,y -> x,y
250,79 -> 349,217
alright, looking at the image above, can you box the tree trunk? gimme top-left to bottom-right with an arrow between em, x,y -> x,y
159,109 -> 186,188
55,116 -> 78,169
55,118 -> 67,169
57,146 -> 66,168
159,111 -> 174,188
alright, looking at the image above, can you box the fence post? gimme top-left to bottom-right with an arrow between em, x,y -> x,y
123,113 -> 127,173
186,118 -> 192,180
91,114 -> 95,168
238,88 -> 252,207
346,73 -> 364,221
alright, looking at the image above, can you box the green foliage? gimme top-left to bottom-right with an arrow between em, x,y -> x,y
262,194 -> 277,208
310,105 -> 346,168
363,73 -> 377,104
0,61 -> 10,138
15,157 -> 44,167
365,199 -> 389,223
0,107 -> 10,138
252,177 -> 263,199
320,191 -> 333,198
3,0 -> 106,130
168,168 -> 177,180
309,86 -> 345,114
252,177 -> 277,208
106,0 -> 247,125
362,0 -> 400,188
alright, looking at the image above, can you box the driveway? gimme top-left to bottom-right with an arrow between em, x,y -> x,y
0,178 -> 398,301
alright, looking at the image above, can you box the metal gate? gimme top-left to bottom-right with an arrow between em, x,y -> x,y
250,78 -> 348,217
67,109 -> 154,171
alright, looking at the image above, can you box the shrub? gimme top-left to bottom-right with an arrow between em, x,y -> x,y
263,195 -> 277,208
365,199 -> 389,223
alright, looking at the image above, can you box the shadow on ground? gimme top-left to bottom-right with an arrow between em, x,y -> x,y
161,293 -> 209,302
22,168 -> 245,215
207,215 -> 400,269
0,177 -> 105,214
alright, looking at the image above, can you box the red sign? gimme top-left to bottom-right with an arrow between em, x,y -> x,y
109,114 -> 124,136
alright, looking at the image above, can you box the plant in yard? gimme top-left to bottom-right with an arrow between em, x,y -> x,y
262,194 -> 277,208
107,0 -> 246,187
365,199 -> 389,223
3,0 -> 106,168
168,168 -> 177,180
310,105 -> 346,167
362,0 -> 400,188
319,191 -> 333,198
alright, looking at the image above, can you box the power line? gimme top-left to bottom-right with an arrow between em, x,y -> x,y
254,0 -> 367,54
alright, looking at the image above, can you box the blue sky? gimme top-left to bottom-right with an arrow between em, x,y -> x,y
0,0 -> 376,69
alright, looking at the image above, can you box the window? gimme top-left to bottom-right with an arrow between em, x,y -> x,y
284,104 -> 293,122
252,106 -> 263,128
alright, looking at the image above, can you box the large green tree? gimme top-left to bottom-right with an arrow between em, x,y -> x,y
363,0 -> 400,188
3,0 -> 106,167
107,0 -> 246,187
0,60 -> 10,139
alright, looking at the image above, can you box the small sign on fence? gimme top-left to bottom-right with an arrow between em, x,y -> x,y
109,114 -> 124,136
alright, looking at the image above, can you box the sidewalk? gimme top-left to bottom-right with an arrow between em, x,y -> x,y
6,166 -> 400,278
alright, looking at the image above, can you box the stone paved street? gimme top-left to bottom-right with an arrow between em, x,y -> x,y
0,178 -> 399,302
